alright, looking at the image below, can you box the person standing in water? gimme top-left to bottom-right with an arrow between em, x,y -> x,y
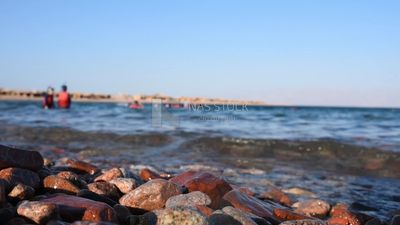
42,87 -> 55,109
58,84 -> 71,109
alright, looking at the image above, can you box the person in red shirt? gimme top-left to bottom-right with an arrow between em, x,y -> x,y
42,87 -> 55,109
58,85 -> 71,109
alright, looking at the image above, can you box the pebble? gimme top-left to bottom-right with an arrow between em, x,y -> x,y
66,159 -> 99,175
293,199 -> 331,218
88,182 -> 121,200
139,168 -> 162,181
170,171 -> 232,209
165,191 -> 211,208
8,183 -> 35,202
223,189 -> 278,223
119,179 -> 182,211
41,193 -> 116,222
0,145 -> 44,171
109,178 -> 137,194
146,206 -> 209,225
57,171 -> 87,188
95,168 -> 124,182
17,200 -> 58,224
260,185 -> 293,207
43,175 -> 80,194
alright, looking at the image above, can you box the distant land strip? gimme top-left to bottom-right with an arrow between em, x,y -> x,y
0,87 -> 266,106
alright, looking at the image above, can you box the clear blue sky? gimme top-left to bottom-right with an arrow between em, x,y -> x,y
0,1 -> 399,107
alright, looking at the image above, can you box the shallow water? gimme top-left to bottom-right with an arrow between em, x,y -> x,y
0,100 -> 399,221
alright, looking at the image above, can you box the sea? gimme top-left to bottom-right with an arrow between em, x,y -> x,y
0,100 -> 399,220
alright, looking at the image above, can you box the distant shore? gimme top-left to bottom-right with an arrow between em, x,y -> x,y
0,87 -> 266,106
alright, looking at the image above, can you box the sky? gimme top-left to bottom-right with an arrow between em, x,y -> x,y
0,1 -> 399,107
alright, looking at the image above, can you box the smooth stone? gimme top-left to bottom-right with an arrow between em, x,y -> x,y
273,208 -> 313,222
170,171 -> 232,209
8,183 -> 35,202
0,145 -> 44,171
260,186 -> 293,207
0,167 -> 40,190
77,189 -> 118,207
148,206 -> 209,225
280,219 -> 327,225
66,159 -> 99,175
139,168 -> 162,181
43,175 -> 80,194
41,194 -> 117,222
109,178 -> 137,194
223,189 -> 279,224
119,179 -> 182,211
327,204 -> 371,225
95,168 -> 124,182
57,171 -> 87,188
17,201 -> 58,224
293,199 -> 330,218
195,205 -> 214,217
222,206 -> 258,225
87,182 -> 120,200
165,191 -> 211,208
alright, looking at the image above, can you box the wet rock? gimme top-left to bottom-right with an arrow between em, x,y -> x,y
327,204 -> 370,225
77,189 -> 118,207
66,159 -> 99,175
8,183 -> 35,202
0,167 -> 41,189
293,199 -> 330,218
43,158 -> 54,167
41,193 -> 116,222
209,213 -> 242,225
95,168 -> 124,182
0,145 -> 44,171
260,186 -> 293,207
148,206 -> 209,225
170,171 -> 232,209
139,168 -> 162,181
223,189 -> 278,223
88,182 -> 120,200
273,208 -> 313,222
43,175 -> 80,194
109,178 -> 137,194
119,179 -> 182,211
221,206 -> 258,225
165,191 -> 211,208
57,171 -> 87,188
17,200 -> 58,224
280,219 -> 327,225
113,204 -> 131,224
390,215 -> 400,225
